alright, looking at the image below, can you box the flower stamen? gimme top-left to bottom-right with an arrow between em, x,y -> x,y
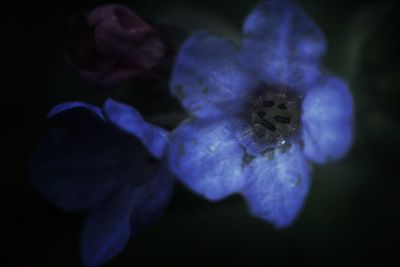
257,111 -> 266,118
278,103 -> 287,110
263,100 -> 274,107
261,119 -> 277,132
273,115 -> 291,124
237,83 -> 303,154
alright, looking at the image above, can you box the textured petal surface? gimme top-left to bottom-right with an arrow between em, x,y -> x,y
302,76 -> 354,163
240,0 -> 326,89
29,107 -> 154,211
81,164 -> 173,267
170,31 -> 256,119
168,119 -> 245,200
103,99 -> 169,159
242,143 -> 311,228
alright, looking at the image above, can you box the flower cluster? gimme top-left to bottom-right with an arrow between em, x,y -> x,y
30,1 -> 353,266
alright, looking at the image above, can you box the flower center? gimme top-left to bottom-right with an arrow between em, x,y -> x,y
239,84 -> 303,154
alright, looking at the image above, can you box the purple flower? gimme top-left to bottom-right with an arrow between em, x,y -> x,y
67,4 -> 167,89
168,0 -> 354,227
29,99 -> 173,266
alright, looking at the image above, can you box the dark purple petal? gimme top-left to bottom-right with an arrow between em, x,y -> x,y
103,99 -> 169,159
81,164 -> 173,266
81,182 -> 134,267
66,4 -> 167,89
47,101 -> 105,120
67,12 -> 113,73
131,163 -> 174,229
29,107 -> 156,211
92,14 -> 165,69
87,4 -> 149,31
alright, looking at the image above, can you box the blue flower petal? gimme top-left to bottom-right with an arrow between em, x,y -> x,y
80,183 -> 134,267
240,0 -> 326,89
103,98 -> 169,159
81,165 -> 173,267
47,101 -> 105,120
302,76 -> 354,163
170,31 -> 256,119
130,163 -> 174,230
29,107 -> 155,211
242,143 -> 311,228
168,118 -> 245,201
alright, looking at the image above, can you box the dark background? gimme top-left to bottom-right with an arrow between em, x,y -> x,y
6,0 -> 400,266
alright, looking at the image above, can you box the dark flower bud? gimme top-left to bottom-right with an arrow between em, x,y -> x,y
67,4 -> 167,89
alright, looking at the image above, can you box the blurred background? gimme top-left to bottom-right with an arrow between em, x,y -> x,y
5,0 -> 400,266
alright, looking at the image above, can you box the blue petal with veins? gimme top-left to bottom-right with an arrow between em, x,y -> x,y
169,0 -> 353,227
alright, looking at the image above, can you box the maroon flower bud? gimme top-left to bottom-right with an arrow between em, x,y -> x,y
67,4 -> 167,89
